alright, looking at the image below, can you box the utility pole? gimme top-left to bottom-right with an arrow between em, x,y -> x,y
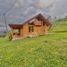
2,0 -> 18,32
3,13 -> 8,32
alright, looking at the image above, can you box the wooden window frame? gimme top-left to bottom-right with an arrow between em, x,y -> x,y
29,25 -> 34,32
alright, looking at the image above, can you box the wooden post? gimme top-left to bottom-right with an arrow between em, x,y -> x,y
41,21 -> 44,34
44,24 -> 48,34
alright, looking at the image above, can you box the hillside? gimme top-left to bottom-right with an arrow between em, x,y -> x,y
0,21 -> 67,67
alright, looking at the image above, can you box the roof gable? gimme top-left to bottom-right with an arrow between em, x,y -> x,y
9,13 -> 52,28
23,13 -> 51,26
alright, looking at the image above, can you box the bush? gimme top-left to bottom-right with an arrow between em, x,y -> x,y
6,31 -> 13,41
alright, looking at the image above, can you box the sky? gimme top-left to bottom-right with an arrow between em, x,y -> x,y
0,0 -> 67,26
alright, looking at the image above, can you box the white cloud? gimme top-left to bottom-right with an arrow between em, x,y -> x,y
0,0 -> 67,24
50,0 -> 67,17
37,0 -> 55,8
15,0 -> 24,8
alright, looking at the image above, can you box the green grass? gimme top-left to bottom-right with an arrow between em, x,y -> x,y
51,21 -> 67,32
0,21 -> 67,67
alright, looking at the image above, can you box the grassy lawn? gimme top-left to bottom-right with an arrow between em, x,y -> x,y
0,21 -> 67,67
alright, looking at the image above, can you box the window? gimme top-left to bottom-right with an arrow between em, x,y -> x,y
29,25 -> 34,32
29,19 -> 34,32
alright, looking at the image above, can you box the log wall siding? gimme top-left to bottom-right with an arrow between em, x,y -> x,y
44,24 -> 49,33
22,20 -> 48,36
22,23 -> 29,37
20,27 -> 23,37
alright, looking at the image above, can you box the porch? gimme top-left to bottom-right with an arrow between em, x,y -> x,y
9,24 -> 23,39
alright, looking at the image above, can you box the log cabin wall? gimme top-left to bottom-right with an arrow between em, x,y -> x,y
34,19 -> 42,34
22,18 -> 44,37
22,18 -> 49,36
44,24 -> 49,33
22,22 -> 29,37
20,27 -> 23,37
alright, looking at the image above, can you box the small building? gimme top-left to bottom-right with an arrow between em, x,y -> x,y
9,13 -> 52,39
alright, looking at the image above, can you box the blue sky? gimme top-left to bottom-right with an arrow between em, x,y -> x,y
0,0 -> 67,25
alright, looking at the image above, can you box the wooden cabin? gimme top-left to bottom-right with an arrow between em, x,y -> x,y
9,13 -> 52,39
